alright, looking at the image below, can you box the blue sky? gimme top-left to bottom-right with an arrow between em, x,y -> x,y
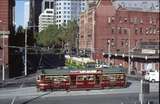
15,1 -> 24,27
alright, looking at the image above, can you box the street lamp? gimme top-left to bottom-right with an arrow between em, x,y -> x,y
124,28 -> 131,75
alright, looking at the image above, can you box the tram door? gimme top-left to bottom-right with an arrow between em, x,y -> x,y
70,75 -> 76,86
95,75 -> 100,85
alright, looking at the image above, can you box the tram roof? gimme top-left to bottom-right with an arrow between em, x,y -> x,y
40,66 -> 127,75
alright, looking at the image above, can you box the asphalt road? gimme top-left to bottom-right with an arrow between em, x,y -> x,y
0,75 -> 159,104
0,92 -> 159,104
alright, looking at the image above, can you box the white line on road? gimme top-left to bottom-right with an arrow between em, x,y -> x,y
10,79 -> 25,104
10,96 -> 16,104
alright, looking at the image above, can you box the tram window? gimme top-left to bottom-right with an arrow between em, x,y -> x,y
102,75 -> 108,80
77,75 -> 94,81
77,76 -> 84,81
54,76 -> 69,82
109,74 -> 116,81
88,75 -> 94,81
45,76 -> 53,80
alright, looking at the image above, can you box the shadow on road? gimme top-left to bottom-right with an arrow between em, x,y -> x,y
126,82 -> 132,88
21,92 -> 51,104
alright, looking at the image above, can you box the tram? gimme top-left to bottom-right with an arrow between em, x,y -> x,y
36,67 -> 127,91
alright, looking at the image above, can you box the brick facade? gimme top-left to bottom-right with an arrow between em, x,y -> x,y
79,0 -> 159,73
0,0 -> 14,79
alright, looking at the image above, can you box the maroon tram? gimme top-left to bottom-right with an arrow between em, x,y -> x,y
36,67 -> 126,91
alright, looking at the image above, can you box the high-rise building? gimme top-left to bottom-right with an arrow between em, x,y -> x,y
54,0 -> 88,26
39,9 -> 55,32
29,0 -> 43,32
42,0 -> 54,12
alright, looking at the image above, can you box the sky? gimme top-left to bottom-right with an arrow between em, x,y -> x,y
15,1 -> 24,28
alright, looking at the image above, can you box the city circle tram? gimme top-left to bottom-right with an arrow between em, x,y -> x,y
36,67 -> 127,91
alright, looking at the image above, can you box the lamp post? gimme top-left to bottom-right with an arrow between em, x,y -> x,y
108,40 -> 111,66
128,28 -> 131,75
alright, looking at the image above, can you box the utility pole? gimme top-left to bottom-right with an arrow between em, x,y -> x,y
139,79 -> 143,104
128,28 -> 131,75
24,27 -> 27,76
108,40 -> 111,66
2,28 -> 5,81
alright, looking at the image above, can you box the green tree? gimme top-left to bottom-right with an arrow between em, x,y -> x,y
36,20 -> 79,54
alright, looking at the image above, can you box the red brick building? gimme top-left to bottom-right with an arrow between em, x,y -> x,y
79,0 -> 159,73
0,0 -> 15,80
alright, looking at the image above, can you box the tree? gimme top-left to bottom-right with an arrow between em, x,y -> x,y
36,20 -> 79,54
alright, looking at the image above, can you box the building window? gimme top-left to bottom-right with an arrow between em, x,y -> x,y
64,11 -> 66,14
108,17 -> 111,23
45,2 -> 49,9
118,27 -> 122,34
64,2 -> 66,5
64,7 -> 66,9
140,27 -> 143,34
124,17 -> 127,22
145,28 -> 149,35
135,28 -> 138,34
121,41 -> 124,46
59,11 -> 61,14
59,20 -> 61,22
140,19 -> 143,24
111,27 -> 115,34
51,2 -> 54,9
124,28 -> 127,34
111,17 -> 115,22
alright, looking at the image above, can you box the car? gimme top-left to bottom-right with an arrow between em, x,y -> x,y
144,70 -> 159,83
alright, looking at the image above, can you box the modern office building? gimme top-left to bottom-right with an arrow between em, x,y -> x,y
55,0 -> 88,26
39,9 -> 55,32
29,0 -> 43,32
42,0 -> 54,12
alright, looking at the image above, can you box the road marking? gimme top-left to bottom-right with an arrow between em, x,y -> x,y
10,96 -> 16,104
10,79 -> 25,104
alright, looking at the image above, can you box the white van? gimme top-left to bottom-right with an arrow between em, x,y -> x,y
144,70 -> 159,82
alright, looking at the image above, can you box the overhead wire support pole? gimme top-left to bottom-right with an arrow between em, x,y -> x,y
108,40 -> 111,66
2,28 -> 5,81
128,28 -> 131,75
24,27 -> 27,76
